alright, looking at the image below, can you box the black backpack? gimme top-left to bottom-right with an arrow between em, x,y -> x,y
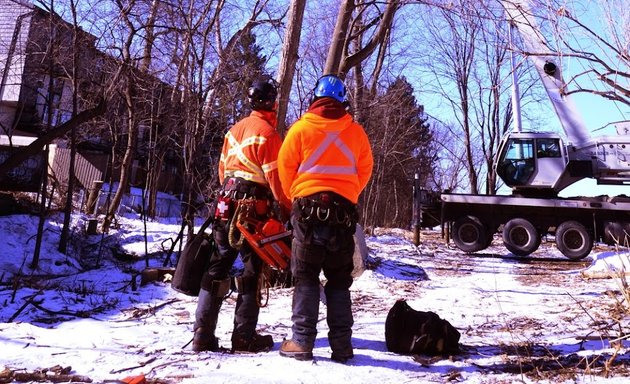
385,299 -> 461,355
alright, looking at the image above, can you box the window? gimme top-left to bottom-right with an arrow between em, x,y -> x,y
497,138 -> 535,186
505,139 -> 534,161
536,138 -> 561,158
36,77 -> 67,126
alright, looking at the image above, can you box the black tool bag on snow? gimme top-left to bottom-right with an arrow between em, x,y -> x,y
385,299 -> 460,355
171,215 -> 214,297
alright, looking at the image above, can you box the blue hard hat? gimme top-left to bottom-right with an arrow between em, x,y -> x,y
313,75 -> 347,103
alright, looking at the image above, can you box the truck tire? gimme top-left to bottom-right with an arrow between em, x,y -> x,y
452,216 -> 488,253
502,218 -> 540,256
555,220 -> 592,260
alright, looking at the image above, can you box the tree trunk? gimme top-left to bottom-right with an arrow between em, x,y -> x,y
102,72 -> 137,232
324,0 -> 355,76
339,0 -> 399,75
370,28 -> 390,95
351,11 -> 365,121
140,0 -> 160,72
275,0 -> 306,136
147,152 -> 164,217
324,0 -> 399,78
0,101 -> 105,178
59,0 -> 80,254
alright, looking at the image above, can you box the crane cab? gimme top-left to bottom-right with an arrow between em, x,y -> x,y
495,132 -> 577,196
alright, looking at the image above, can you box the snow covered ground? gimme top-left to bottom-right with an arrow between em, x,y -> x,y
1,212 -> 629,383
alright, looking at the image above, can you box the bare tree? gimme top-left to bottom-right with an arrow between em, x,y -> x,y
427,119 -> 469,192
421,1 -> 480,193
89,0 -> 186,230
58,0 -> 81,253
275,0 -> 306,135
411,0 -> 524,194
101,0 -> 142,232
324,0 -> 400,78
144,0 -> 284,241
361,77 -> 434,228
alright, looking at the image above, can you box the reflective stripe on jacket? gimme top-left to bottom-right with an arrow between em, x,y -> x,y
278,99 -> 373,204
219,110 -> 290,210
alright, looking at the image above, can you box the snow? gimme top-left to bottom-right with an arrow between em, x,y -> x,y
1,212 -> 629,383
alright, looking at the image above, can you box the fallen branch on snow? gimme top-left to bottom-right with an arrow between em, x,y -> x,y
581,270 -> 630,279
0,365 -> 92,383
109,357 -> 157,374
118,299 -> 180,321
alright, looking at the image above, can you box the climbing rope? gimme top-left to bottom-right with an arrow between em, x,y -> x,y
228,202 -> 246,249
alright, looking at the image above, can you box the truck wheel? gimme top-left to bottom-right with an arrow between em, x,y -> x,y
452,216 -> 488,253
502,218 -> 540,256
556,221 -> 592,260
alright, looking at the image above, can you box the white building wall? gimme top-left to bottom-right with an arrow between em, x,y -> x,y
0,0 -> 34,132
0,0 -> 33,102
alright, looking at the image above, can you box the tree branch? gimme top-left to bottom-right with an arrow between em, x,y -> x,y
340,0 -> 399,75
0,100 -> 106,178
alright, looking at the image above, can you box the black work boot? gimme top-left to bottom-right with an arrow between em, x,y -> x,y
192,278 -> 230,352
193,326 -> 219,352
232,332 -> 274,353
331,348 -> 354,363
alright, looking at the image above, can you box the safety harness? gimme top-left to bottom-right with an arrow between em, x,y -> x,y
215,177 -> 292,307
295,192 -> 358,227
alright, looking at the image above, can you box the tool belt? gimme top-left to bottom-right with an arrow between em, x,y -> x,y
215,177 -> 272,221
222,177 -> 272,199
295,192 -> 358,227
214,178 -> 290,271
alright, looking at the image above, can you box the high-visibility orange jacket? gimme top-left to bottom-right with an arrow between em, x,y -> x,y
219,109 -> 291,211
278,98 -> 373,204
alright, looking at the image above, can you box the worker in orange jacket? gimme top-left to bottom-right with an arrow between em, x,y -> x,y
192,77 -> 290,354
277,74 -> 373,362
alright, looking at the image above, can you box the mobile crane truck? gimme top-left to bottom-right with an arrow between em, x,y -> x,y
416,0 -> 630,260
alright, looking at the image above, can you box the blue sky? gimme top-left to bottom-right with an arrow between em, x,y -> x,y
549,1 -> 630,197
551,89 -> 629,197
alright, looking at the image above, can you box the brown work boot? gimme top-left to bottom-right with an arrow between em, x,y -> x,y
279,339 -> 313,361
232,332 -> 274,353
192,327 -> 219,352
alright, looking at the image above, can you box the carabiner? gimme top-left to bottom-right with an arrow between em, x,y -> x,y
304,206 -> 315,221
316,207 -> 330,221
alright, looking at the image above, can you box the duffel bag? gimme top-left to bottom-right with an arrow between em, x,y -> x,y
171,216 -> 214,296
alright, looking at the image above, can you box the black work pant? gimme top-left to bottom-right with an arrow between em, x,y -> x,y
288,201 -> 356,352
200,218 -> 263,339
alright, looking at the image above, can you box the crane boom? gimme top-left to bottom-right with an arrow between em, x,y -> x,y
501,0 -> 591,145
498,0 -> 630,189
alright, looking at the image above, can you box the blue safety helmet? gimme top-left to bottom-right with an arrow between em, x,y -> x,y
313,75 -> 347,103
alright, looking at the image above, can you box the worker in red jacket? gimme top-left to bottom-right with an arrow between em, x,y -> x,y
277,74 -> 374,362
192,77 -> 290,353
